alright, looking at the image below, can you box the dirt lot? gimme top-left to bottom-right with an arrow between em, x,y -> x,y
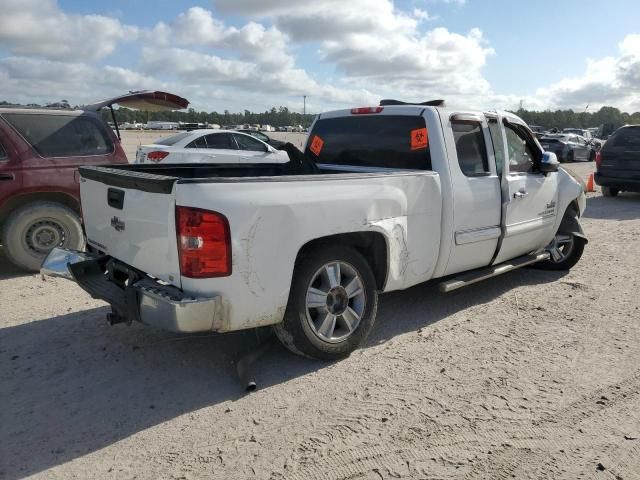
1,161 -> 639,480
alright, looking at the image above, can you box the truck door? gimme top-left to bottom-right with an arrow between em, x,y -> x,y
442,113 -> 502,275
491,119 -> 559,264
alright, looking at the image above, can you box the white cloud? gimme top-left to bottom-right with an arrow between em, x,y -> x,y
0,56 -> 163,106
0,0 -> 137,61
149,7 -> 292,69
413,8 -> 435,21
211,0 -> 494,104
535,34 -> 640,111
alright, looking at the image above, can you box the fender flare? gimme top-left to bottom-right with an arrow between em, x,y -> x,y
559,209 -> 588,244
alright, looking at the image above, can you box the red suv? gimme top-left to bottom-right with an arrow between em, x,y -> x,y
0,91 -> 188,271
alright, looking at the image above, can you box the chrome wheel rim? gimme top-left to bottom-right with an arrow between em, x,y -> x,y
547,233 -> 574,263
305,261 -> 366,343
24,219 -> 67,254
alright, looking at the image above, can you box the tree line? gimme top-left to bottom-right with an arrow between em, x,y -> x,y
103,106 -> 316,128
2,99 -> 640,135
513,106 -> 640,136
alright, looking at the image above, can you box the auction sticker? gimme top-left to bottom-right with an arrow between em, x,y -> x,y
411,128 -> 429,150
309,135 -> 324,156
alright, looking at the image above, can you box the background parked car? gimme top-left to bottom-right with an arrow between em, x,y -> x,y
135,129 -> 290,164
540,133 -> 594,162
0,90 -> 188,271
563,127 -> 603,150
595,124 -> 640,196
235,129 -> 286,148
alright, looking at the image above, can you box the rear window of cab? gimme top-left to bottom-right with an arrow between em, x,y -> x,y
306,115 -> 432,170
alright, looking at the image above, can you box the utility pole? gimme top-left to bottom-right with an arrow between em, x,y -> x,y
303,95 -> 307,116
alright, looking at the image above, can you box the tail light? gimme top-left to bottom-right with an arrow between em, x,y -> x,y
595,150 -> 602,168
176,206 -> 231,278
146,151 -> 170,162
350,106 -> 384,114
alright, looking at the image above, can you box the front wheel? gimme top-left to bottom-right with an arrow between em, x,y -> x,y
535,232 -> 586,271
602,186 -> 619,197
274,246 -> 378,360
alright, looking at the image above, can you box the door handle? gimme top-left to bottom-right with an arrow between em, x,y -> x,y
513,190 -> 528,199
0,173 -> 14,181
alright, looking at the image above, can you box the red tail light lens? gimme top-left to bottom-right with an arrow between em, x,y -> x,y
350,106 -> 384,114
147,151 -> 170,162
595,150 -> 602,167
176,206 -> 231,278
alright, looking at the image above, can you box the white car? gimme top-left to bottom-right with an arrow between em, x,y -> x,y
44,103 -> 587,360
135,129 -> 290,164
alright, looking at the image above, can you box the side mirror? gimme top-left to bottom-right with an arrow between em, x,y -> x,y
539,151 -> 559,173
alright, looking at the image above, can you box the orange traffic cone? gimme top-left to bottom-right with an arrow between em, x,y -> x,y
586,173 -> 595,193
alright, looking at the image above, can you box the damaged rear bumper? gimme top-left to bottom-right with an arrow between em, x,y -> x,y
41,247 -> 221,333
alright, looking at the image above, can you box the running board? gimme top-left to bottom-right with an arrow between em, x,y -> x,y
438,252 -> 550,293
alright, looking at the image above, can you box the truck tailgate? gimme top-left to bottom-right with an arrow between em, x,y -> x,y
79,167 -> 182,287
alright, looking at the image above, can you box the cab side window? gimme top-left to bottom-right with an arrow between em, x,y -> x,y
452,120 -> 489,176
487,119 -> 505,176
505,125 -> 536,173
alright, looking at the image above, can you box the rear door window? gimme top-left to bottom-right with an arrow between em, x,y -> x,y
233,133 -> 267,152
307,115 -> 431,170
185,134 -> 207,149
0,141 -> 7,160
2,113 -> 113,157
452,120 -> 489,176
204,133 -> 235,149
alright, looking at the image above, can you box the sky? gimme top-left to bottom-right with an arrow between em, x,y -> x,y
1,0 -> 640,114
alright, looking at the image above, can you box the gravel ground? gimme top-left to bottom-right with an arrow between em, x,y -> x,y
1,161 -> 639,480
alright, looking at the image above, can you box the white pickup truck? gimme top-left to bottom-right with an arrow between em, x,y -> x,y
43,101 -> 587,360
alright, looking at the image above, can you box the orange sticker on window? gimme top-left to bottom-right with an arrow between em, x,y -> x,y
411,127 -> 429,150
309,135 -> 324,156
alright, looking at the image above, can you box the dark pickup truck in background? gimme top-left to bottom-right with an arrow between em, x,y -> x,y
0,91 -> 188,271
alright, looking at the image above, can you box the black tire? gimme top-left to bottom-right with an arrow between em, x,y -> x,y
602,186 -> 619,197
1,202 -> 85,272
589,150 -> 595,162
274,246 -> 378,360
567,150 -> 575,163
535,235 -> 586,271
533,208 -> 586,271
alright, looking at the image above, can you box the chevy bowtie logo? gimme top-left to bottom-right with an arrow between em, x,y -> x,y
110,216 -> 125,232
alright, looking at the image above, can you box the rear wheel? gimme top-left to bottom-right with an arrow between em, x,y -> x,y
1,202 -> 85,272
602,186 -> 619,197
274,246 -> 378,360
